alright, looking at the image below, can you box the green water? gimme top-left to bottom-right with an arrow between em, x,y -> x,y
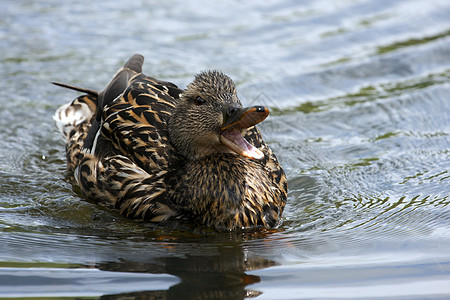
1,0 -> 450,299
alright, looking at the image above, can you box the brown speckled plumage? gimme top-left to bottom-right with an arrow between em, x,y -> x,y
53,54 -> 287,230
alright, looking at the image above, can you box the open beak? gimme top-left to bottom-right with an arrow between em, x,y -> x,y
220,106 -> 269,160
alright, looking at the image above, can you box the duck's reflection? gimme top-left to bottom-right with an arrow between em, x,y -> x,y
97,238 -> 276,299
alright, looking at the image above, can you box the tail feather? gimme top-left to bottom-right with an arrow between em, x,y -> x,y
53,54 -> 144,142
123,54 -> 144,73
51,82 -> 98,96
53,94 -> 98,141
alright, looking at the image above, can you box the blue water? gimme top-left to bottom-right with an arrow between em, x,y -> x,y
1,0 -> 450,299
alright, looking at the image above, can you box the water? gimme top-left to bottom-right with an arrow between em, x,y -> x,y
1,0 -> 450,298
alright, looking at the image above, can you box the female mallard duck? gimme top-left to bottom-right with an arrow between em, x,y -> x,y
53,54 -> 287,230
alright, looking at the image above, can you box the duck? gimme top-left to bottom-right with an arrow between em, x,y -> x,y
53,54 -> 287,231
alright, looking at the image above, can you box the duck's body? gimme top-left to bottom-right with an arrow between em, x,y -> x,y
54,54 -> 287,230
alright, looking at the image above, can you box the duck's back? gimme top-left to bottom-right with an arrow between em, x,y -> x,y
55,55 -> 185,221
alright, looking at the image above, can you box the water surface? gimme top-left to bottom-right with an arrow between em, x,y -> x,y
1,0 -> 450,299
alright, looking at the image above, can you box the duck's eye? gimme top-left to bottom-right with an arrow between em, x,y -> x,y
195,96 -> 205,105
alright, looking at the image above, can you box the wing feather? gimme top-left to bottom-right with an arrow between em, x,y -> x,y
100,74 -> 183,173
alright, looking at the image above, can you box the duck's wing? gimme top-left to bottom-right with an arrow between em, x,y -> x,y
75,73 -> 183,221
83,54 -> 145,150
55,54 -> 183,221
54,54 -> 145,172
95,71 -> 183,174
79,64 -> 183,221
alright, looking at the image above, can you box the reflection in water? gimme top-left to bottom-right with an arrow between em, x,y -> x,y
98,244 -> 273,299
1,230 -> 279,298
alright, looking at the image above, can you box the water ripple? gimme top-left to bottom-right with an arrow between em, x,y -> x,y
1,0 -> 450,298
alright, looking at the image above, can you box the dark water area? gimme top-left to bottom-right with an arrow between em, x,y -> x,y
1,0 -> 450,299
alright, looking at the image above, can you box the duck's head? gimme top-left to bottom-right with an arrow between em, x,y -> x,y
168,70 -> 269,160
